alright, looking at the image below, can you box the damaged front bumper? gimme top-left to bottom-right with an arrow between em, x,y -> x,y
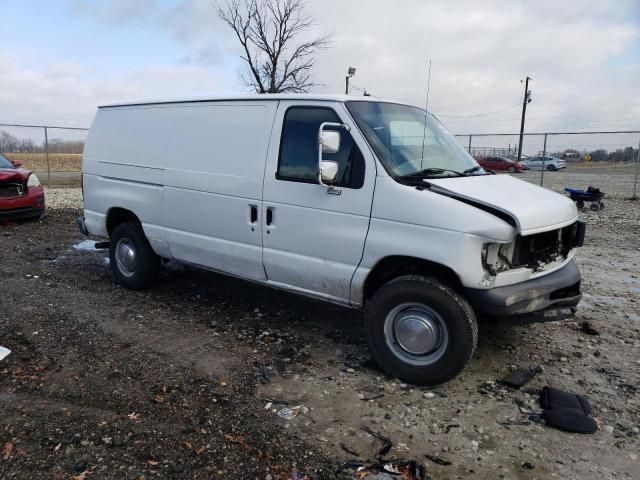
465,259 -> 581,322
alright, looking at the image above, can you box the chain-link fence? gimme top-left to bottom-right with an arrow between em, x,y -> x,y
2,123 -> 639,199
0,123 -> 89,188
456,131 -> 640,199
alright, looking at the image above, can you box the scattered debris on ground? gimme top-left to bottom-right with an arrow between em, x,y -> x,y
0,189 -> 638,479
540,386 -> 598,434
0,346 -> 11,361
498,365 -> 538,389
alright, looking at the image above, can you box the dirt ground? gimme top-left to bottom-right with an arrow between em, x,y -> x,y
1,188 -> 638,480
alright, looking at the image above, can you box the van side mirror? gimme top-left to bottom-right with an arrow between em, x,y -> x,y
317,121 -> 350,193
321,130 -> 341,154
320,160 -> 339,183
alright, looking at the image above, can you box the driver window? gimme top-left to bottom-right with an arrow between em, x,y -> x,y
277,107 -> 365,189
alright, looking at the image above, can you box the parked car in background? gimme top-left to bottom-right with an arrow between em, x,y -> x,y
523,156 -> 567,171
0,152 -> 45,221
476,156 -> 525,173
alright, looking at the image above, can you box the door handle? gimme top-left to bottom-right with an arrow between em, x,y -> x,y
249,205 -> 258,224
266,207 -> 273,226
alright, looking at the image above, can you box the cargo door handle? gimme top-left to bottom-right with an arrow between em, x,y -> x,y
249,205 -> 258,224
266,207 -> 273,226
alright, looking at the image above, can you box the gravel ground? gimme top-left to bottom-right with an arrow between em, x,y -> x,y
42,188 -> 83,210
0,187 -> 638,479
514,163 -> 638,199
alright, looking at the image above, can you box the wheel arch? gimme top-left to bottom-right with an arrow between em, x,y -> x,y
363,256 -> 463,301
106,207 -> 141,236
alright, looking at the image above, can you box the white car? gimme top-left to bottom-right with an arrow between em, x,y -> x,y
523,156 -> 567,171
78,94 -> 584,385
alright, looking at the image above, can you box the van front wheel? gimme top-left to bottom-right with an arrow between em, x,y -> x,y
365,275 -> 477,385
109,222 -> 160,289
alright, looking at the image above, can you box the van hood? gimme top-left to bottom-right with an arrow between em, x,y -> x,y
428,174 -> 578,236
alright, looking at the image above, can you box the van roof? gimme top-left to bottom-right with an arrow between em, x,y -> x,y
99,93 -> 406,109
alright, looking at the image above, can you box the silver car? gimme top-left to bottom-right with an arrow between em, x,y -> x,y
523,156 -> 567,171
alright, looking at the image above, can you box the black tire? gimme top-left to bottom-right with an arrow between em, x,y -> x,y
364,275 -> 478,386
109,222 -> 160,289
598,201 -> 605,210
547,164 -> 556,171
590,202 -> 600,212
576,200 -> 585,209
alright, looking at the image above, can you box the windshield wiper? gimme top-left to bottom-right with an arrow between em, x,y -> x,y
462,165 -> 482,175
463,165 -> 497,175
403,167 -> 465,178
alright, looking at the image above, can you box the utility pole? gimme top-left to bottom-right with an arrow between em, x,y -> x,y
345,67 -> 356,94
517,76 -> 532,162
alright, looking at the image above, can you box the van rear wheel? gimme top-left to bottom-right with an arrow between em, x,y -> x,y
364,275 -> 477,386
109,222 -> 160,289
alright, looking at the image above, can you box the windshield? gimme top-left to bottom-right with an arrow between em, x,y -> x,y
346,101 -> 483,178
0,152 -> 15,169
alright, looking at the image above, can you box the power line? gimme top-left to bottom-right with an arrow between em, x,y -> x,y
435,102 -> 521,118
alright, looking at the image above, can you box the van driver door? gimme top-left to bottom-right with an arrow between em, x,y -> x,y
261,101 -> 376,304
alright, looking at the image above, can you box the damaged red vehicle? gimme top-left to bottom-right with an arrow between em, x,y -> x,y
0,152 -> 45,221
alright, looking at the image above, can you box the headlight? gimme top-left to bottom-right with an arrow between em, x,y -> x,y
482,241 -> 515,276
27,174 -> 41,187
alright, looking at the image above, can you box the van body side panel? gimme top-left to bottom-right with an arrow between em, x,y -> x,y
261,101 -> 376,302
163,102 -> 276,280
82,107 -> 171,256
82,175 -> 170,255
352,219 -> 487,303
351,176 -> 576,305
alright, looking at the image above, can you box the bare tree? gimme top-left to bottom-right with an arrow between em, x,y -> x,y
217,0 -> 331,93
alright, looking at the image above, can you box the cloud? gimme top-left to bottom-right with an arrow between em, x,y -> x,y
71,0 -> 228,65
305,0 -> 640,132
0,49 -> 226,128
3,0 -> 640,135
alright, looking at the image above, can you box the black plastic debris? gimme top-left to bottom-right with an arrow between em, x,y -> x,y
425,453 -> 452,466
361,426 -> 393,457
580,321 -> 600,336
539,386 -> 598,434
361,394 -> 385,402
444,423 -> 460,433
497,419 -> 531,427
498,366 -> 537,389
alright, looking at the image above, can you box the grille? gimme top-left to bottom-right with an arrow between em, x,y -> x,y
0,182 -> 25,198
512,221 -> 584,271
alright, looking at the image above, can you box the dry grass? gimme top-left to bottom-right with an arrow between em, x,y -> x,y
3,152 -> 82,172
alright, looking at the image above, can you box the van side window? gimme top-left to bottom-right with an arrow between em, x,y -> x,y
277,107 -> 365,188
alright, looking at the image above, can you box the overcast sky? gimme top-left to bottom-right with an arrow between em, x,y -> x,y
1,0 -> 639,135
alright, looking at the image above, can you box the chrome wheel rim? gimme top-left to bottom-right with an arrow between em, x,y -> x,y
115,238 -> 137,278
384,303 -> 449,366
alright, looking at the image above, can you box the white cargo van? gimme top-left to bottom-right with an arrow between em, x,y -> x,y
78,94 -> 584,385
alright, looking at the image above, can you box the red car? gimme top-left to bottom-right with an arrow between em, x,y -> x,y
476,156 -> 525,173
0,152 -> 45,221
